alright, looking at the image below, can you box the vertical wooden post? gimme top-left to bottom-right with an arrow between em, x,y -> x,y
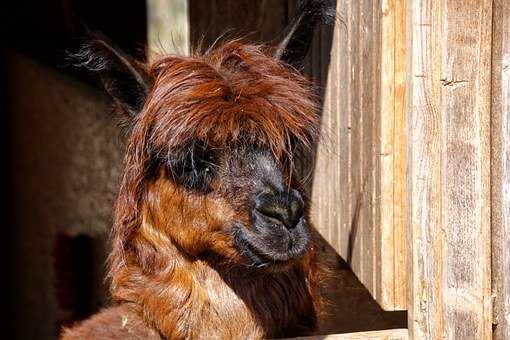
147,0 -> 190,58
310,0 -> 378,305
406,0 -> 493,338
491,0 -> 510,338
311,0 -> 408,311
378,0 -> 407,310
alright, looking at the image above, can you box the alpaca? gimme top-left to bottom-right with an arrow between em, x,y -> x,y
62,1 -> 335,339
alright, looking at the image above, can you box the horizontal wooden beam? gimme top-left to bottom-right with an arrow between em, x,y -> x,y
286,328 -> 408,340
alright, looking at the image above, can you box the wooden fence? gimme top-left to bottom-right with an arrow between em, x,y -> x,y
312,1 -> 509,337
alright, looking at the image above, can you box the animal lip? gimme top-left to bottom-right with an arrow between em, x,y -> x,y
232,222 -> 310,267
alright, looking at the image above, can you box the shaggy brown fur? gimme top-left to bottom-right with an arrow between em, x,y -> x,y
61,304 -> 162,339
62,1 -> 335,337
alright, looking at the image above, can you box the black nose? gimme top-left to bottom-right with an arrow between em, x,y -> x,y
253,189 -> 304,230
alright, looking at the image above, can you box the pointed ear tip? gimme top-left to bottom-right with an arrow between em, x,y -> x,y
275,0 -> 337,65
317,1 -> 337,23
300,0 -> 337,23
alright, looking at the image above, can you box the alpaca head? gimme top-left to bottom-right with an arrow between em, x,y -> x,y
138,42 -> 320,268
73,1 -> 334,272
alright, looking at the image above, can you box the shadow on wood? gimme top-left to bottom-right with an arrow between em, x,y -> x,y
313,231 -> 406,335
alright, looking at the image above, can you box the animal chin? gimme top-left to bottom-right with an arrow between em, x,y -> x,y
232,221 -> 311,268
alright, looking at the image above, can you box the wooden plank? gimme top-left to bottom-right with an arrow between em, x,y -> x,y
335,0 -> 350,264
491,0 -> 510,338
377,0 -> 407,310
147,0 -> 190,57
392,0 -> 408,311
406,0 -> 493,338
286,328 -> 408,340
379,0 -> 396,310
361,0 -> 376,301
326,10 -> 334,262
349,0 -> 363,285
310,0 -> 407,310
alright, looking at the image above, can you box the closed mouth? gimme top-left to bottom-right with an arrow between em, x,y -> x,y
232,221 -> 310,268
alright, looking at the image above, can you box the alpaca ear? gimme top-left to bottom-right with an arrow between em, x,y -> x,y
274,0 -> 336,68
71,36 -> 152,118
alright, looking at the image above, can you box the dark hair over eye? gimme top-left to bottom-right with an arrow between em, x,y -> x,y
166,142 -> 216,192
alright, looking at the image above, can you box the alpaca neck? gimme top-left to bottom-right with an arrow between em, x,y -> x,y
113,235 -> 316,339
109,203 -> 318,339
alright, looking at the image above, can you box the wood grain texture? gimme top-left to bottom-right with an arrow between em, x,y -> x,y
379,0 -> 407,310
491,0 -> 510,338
406,0 -> 493,338
147,0 -> 190,57
285,328 -> 408,340
310,0 -> 407,310
392,0 -> 407,312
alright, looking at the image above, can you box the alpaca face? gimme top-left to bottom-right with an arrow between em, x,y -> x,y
159,141 -> 311,267
134,43 -> 319,269
225,147 -> 311,267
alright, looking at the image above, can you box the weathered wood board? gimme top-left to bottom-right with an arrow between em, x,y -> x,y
310,0 -> 407,310
379,0 -> 407,310
147,0 -> 190,57
406,0 -> 493,338
287,328 -> 408,340
491,0 -> 510,338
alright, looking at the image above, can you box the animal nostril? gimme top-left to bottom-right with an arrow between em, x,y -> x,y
253,189 -> 304,230
286,189 -> 304,228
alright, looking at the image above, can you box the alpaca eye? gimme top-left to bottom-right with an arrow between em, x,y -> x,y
167,144 -> 215,192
